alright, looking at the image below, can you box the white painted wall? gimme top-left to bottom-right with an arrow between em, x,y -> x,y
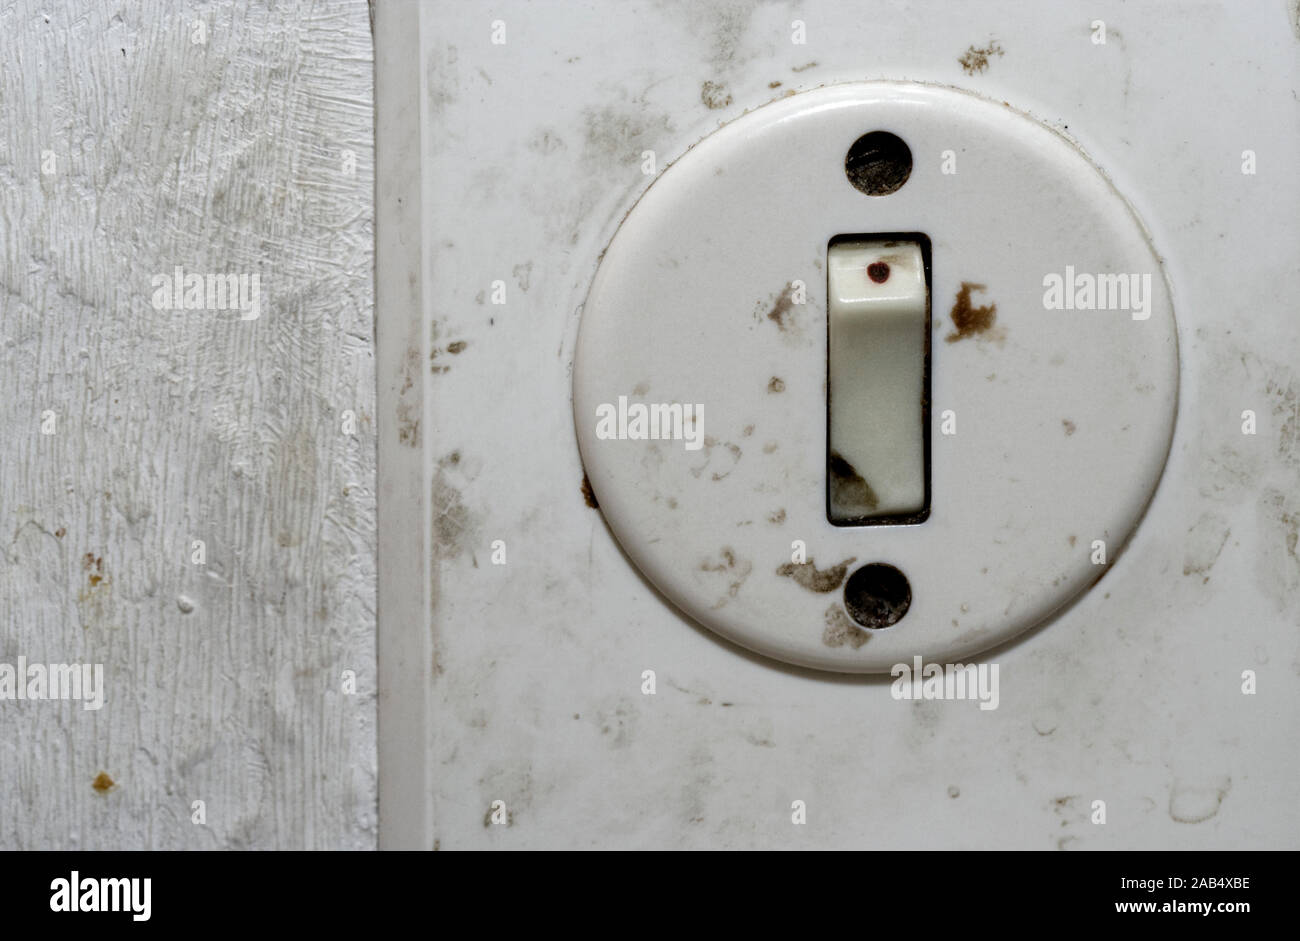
0,0 -> 376,849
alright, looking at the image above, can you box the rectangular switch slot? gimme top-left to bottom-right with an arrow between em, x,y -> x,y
827,233 -> 931,526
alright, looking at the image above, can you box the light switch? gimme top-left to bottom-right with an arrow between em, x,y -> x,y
827,237 -> 929,524
572,83 -> 1178,672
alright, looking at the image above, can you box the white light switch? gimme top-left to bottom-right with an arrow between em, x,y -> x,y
572,83 -> 1179,673
827,238 -> 928,523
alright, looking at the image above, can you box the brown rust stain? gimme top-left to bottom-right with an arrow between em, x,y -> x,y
767,376 -> 785,393
822,604 -> 869,648
75,552 -> 112,626
92,772 -> 116,793
777,556 -> 857,593
945,282 -> 999,342
959,41 -> 1004,74
828,451 -> 878,514
580,473 -> 599,509
82,553 -> 105,588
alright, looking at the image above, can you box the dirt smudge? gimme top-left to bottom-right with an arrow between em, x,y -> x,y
777,556 -> 856,593
959,41 -> 1004,74
432,460 -> 475,557
763,284 -> 797,331
822,604 -> 869,648
1169,777 -> 1230,824
582,101 -> 675,178
397,344 -> 421,445
1255,488 -> 1300,608
701,80 -> 732,109
690,436 -> 742,481
700,547 -> 753,608
1182,513 -> 1231,584
828,451 -> 878,514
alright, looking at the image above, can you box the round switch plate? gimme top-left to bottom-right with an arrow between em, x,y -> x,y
573,81 -> 1178,673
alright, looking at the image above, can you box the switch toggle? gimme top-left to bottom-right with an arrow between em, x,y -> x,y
827,237 -> 929,524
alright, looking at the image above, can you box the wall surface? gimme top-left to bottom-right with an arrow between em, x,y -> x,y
382,0 -> 1300,849
0,0 -> 376,849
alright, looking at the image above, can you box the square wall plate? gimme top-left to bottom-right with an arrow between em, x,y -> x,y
377,0 -> 1300,849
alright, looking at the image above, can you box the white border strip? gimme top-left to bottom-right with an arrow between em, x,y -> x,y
374,0 -> 432,851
